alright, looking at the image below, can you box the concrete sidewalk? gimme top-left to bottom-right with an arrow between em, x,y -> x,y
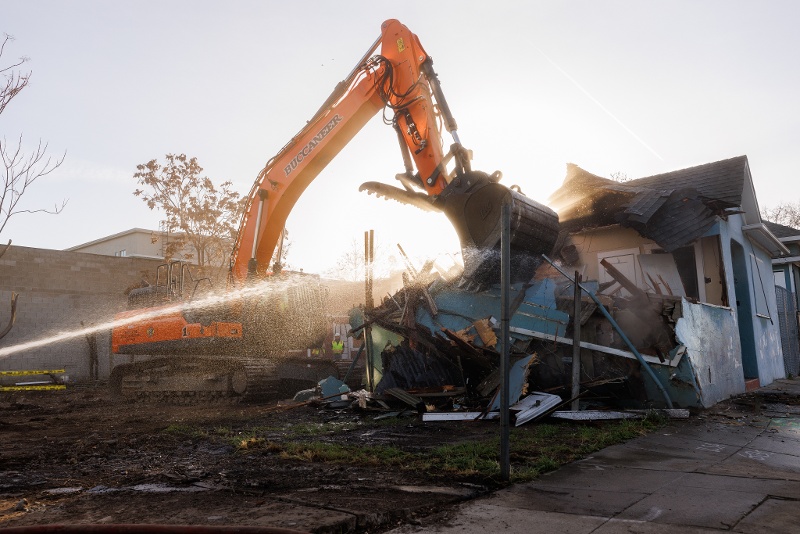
389,379 -> 800,533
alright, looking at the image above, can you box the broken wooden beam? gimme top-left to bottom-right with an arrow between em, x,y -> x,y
600,257 -> 648,300
510,326 -> 684,367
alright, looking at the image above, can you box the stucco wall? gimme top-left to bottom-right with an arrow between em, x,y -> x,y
0,246 -> 162,382
675,300 -> 745,407
74,230 -> 161,258
70,229 -> 200,262
566,213 -> 786,398
567,226 -> 653,281
721,215 -> 785,386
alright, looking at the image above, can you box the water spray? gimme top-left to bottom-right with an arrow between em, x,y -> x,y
0,276 -> 301,360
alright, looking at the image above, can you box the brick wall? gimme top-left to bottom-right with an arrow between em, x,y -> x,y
0,245 -> 163,383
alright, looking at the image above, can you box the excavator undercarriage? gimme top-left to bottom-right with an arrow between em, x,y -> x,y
111,265 -> 339,403
109,355 -> 339,403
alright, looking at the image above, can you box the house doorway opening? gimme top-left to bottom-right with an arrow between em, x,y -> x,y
731,240 -> 758,380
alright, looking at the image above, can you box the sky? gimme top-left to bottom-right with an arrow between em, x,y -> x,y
2,0 -> 799,276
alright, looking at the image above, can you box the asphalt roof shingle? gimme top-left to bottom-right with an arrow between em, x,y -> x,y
549,156 -> 750,251
628,155 -> 747,207
763,220 -> 800,239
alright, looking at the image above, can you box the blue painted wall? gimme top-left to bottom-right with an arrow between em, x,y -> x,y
674,300 -> 745,407
719,214 -> 785,386
639,212 -> 786,407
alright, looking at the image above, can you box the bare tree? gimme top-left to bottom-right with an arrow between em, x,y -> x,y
272,227 -> 291,271
327,238 -> 366,282
762,202 -> 800,229
0,240 -> 17,340
326,238 -> 396,281
0,34 -> 67,238
134,153 -> 247,268
610,171 -> 630,183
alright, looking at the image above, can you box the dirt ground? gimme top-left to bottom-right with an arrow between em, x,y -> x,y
4,382 -> 790,533
0,385 -> 503,533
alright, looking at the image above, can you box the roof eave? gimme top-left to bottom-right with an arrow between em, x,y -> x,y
772,255 -> 800,266
742,223 -> 791,258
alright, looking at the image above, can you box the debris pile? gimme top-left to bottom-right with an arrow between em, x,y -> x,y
317,243 -> 706,416
290,252 -> 697,421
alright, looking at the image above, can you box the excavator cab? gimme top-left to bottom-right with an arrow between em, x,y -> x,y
127,260 -> 212,309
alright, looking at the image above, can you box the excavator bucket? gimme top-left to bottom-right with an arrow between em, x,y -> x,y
437,171 -> 560,289
361,171 -> 560,289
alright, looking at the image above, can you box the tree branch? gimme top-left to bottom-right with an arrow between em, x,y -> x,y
0,291 -> 19,341
0,35 -> 67,237
0,34 -> 30,116
0,134 -> 67,236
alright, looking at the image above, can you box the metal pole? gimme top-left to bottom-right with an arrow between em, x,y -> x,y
500,203 -> 511,482
364,230 -> 375,310
368,230 -> 375,308
364,230 -> 375,392
248,189 -> 268,276
542,255 -> 673,408
571,272 -> 582,411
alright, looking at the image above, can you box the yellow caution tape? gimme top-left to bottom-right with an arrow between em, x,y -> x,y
0,384 -> 67,391
0,369 -> 66,376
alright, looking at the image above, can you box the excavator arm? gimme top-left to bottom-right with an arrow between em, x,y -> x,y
110,19 -> 561,401
230,19 -> 468,283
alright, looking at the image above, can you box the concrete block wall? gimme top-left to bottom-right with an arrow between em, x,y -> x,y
0,245 -> 162,383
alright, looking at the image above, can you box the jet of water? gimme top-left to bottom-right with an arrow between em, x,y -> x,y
0,276 -> 301,359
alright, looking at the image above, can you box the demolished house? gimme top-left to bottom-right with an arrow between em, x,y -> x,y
356,155 -> 789,413
546,155 -> 789,407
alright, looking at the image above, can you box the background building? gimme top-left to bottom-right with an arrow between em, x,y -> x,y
65,227 -> 196,263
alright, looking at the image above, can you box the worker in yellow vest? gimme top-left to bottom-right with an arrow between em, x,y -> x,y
332,332 -> 344,360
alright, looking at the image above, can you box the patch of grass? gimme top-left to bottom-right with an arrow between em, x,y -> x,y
279,441 -> 411,466
237,437 -> 282,452
283,415 -> 407,438
505,418 -> 663,483
170,408 -> 664,487
225,429 -> 268,449
286,421 -> 359,437
284,422 -> 328,437
162,423 -> 207,439
426,441 -> 500,476
173,419 -> 375,450
532,423 -> 561,439
533,455 -> 560,473
644,409 -> 670,425
248,417 -> 663,485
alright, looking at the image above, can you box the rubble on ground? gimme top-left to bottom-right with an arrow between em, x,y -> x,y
315,244 -> 720,419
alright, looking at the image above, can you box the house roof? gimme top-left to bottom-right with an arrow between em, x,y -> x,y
549,156 -> 751,252
65,228 -> 161,251
763,220 -> 800,240
629,155 -> 747,207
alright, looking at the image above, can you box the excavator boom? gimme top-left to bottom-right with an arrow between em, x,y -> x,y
231,19 -> 456,283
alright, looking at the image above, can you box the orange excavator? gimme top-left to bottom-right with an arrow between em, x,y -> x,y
109,19 -> 558,400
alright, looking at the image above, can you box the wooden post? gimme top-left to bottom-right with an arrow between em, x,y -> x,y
542,255 -> 673,408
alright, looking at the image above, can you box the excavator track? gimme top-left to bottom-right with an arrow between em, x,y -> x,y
109,356 -> 344,404
109,357 -> 281,404
232,359 -> 282,402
